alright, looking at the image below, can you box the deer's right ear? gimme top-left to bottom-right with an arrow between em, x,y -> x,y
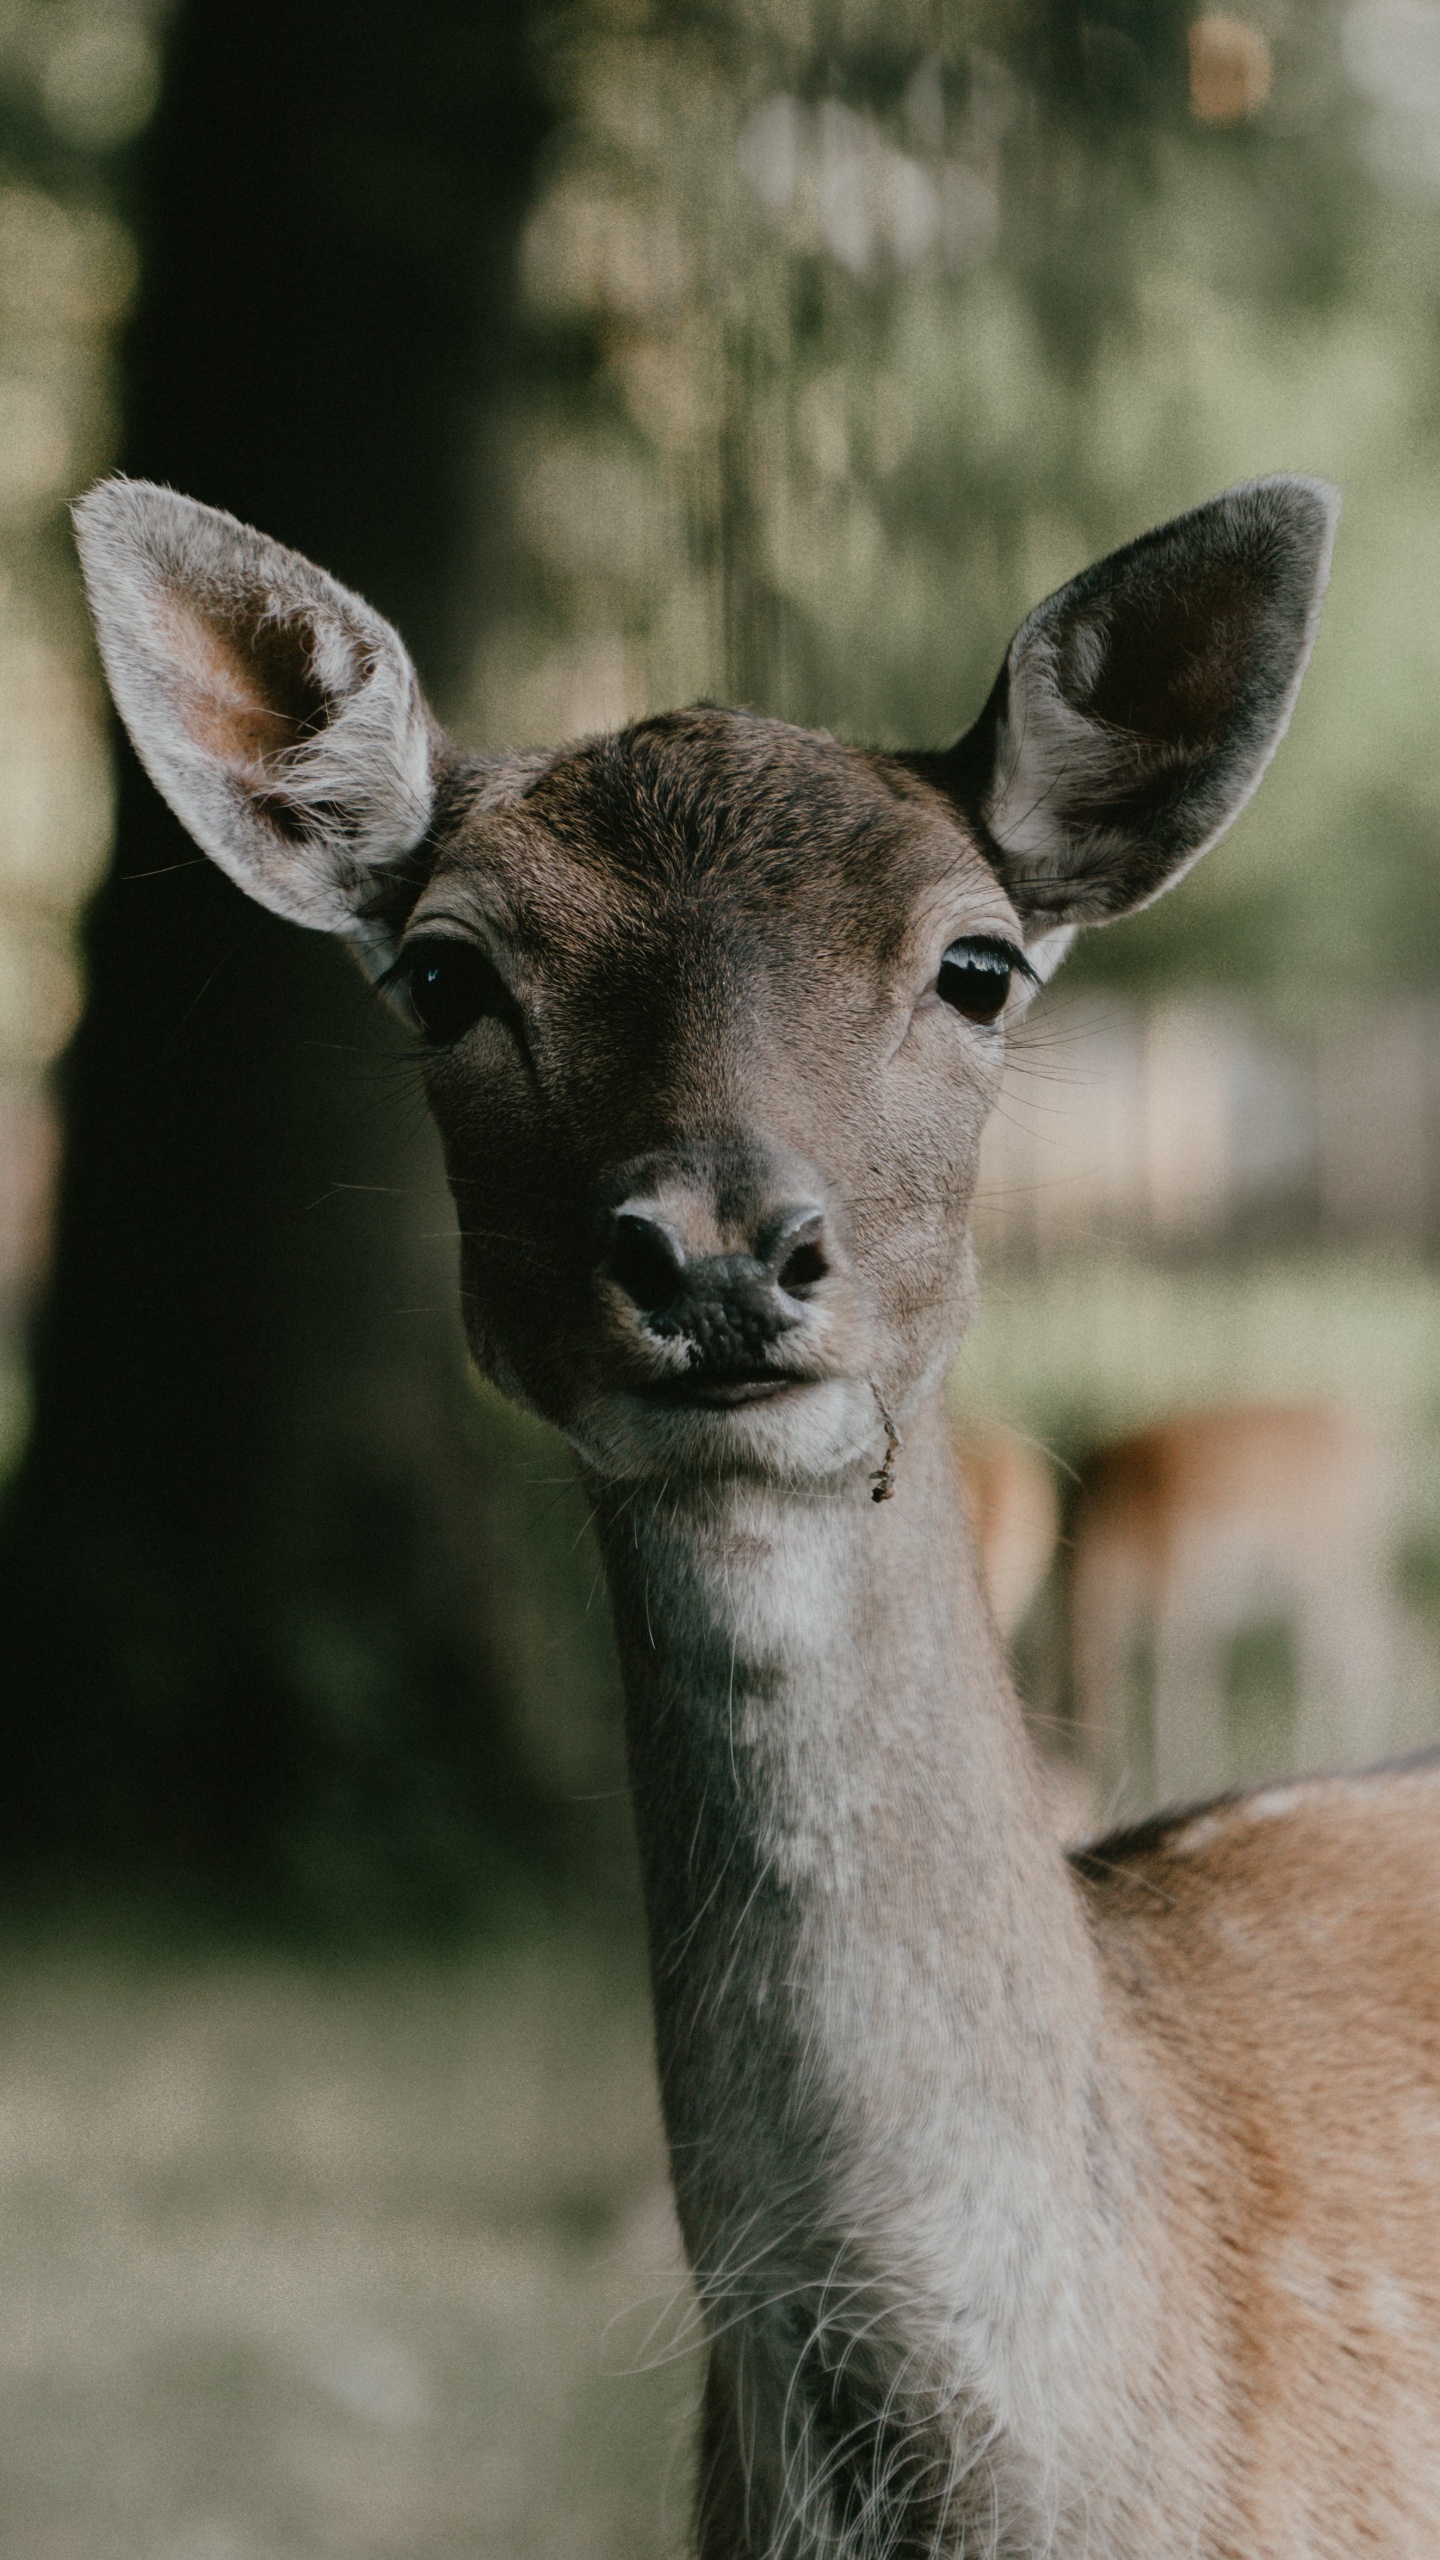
908,475 -> 1338,978
74,478 -> 437,970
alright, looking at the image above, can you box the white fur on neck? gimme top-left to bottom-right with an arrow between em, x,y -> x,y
613,1450 -> 1162,2549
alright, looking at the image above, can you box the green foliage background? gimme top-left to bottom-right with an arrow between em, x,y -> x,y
477,0 -> 1440,1019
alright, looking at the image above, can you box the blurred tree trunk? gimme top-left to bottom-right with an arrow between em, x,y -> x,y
0,0 -> 609,1925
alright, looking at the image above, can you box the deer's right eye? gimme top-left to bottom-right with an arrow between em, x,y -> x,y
404,941 -> 506,1045
936,935 -> 1038,1026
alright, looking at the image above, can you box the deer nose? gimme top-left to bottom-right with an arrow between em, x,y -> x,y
602,1201 -> 831,1363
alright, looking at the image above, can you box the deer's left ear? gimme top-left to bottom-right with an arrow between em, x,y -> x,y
75,477 -> 439,973
909,475 -> 1338,977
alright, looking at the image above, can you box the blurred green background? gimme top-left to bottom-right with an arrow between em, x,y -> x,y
3,0 -> 1440,2548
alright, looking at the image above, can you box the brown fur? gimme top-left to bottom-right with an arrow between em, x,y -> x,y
1069,1405 -> 1397,1803
1077,1761 -> 1440,2555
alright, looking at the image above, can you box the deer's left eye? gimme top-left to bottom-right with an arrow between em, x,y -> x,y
937,937 -> 1023,1025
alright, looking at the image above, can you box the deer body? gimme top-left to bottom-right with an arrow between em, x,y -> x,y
76,467 -> 1440,2553
1069,1404 -> 1397,1806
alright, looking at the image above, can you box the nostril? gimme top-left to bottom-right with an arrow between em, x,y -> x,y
607,1212 -> 686,1317
762,1206 -> 829,1300
778,1238 -> 828,1296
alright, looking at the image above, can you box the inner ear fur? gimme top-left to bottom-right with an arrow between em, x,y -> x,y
74,477 -> 439,967
904,475 -> 1339,936
161,590 -> 332,775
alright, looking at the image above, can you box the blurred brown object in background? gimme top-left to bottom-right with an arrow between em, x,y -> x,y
958,1426 -> 1097,1843
958,1425 -> 1060,1638
1188,14 -> 1273,125
1069,1404 -> 1397,1810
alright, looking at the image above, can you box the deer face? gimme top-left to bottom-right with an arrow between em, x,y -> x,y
393,713 -> 1029,1480
76,475 -> 1336,1487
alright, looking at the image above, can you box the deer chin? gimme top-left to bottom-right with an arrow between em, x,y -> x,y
566,1373 -> 880,1487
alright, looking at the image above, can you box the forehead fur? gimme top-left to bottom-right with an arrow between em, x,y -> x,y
430,707 -> 984,954
526,706 -> 928,879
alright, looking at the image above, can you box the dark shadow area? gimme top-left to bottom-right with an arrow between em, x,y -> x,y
0,0 -> 635,1938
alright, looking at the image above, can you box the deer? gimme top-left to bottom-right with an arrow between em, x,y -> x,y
956,1425 -> 1060,1647
1067,1402 -> 1398,1815
75,468 -> 1440,2560
956,1424 -> 1097,1849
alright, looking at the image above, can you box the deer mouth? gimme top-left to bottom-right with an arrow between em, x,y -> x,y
640,1370 -> 808,1410
576,1365 -> 873,1484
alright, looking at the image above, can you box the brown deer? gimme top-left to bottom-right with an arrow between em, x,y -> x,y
78,471 -> 1440,2560
1068,1403 -> 1398,1814
956,1425 -> 1060,1645
957,1425 -> 1096,1847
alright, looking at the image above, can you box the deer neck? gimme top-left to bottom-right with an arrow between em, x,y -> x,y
593,1389 -> 1162,2532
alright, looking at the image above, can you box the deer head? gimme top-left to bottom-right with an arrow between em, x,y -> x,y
76,476 -> 1335,1489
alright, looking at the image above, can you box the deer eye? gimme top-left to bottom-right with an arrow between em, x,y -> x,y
937,937 -> 1025,1026
403,939 -> 507,1046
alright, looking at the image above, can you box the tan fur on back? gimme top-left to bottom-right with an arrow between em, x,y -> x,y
1080,1759 -> 1440,2555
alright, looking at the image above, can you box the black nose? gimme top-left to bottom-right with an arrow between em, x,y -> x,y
603,1201 -> 830,1366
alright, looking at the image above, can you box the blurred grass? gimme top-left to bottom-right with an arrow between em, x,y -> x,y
0,1931 -> 696,2559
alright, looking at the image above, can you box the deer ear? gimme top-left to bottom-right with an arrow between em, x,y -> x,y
74,478 -> 437,971
911,476 -> 1338,976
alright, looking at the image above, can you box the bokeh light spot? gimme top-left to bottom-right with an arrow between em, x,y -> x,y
42,18 -> 160,151
1188,14 -> 1274,124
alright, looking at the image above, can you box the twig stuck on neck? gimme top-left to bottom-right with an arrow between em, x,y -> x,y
869,1385 -> 902,1502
